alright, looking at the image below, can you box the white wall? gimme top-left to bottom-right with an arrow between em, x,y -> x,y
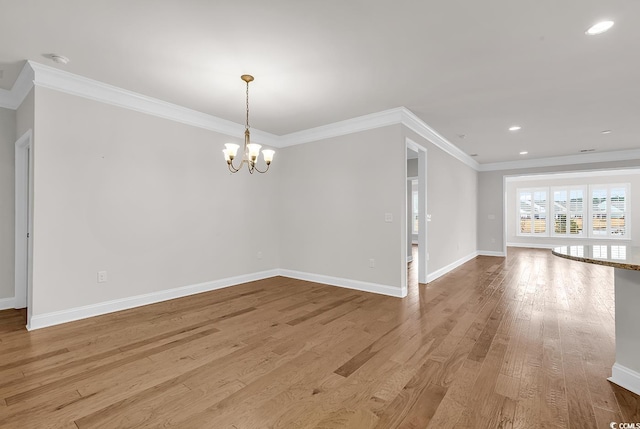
0,107 -> 16,301
506,171 -> 640,247
477,160 -> 640,253
30,87 -> 280,316
403,128 -> 478,274
278,125 -> 405,291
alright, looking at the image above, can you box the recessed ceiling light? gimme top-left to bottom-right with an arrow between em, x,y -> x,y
580,149 -> 596,153
470,153 -> 478,157
509,126 -> 521,132
519,151 -> 528,155
586,21 -> 614,35
601,130 -> 612,134
51,54 -> 69,64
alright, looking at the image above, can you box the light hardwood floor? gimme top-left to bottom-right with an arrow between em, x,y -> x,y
1,247 -> 639,428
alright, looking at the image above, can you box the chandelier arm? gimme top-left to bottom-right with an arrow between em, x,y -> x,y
252,163 -> 270,174
227,157 -> 243,173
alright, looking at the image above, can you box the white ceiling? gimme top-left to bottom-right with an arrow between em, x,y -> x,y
1,0 -> 638,164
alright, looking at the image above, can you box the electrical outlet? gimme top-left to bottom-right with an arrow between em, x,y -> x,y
369,259 -> 375,268
257,251 -> 263,260
426,253 -> 430,261
384,213 -> 393,223
97,271 -> 107,283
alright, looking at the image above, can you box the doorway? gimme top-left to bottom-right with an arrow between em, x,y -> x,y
406,139 -> 427,289
15,129 -> 32,328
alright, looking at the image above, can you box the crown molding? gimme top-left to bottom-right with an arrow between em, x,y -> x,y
505,167 -> 640,182
399,108 -> 480,170
5,61 -> 639,172
277,107 -> 405,147
479,148 -> 640,172
278,106 -> 480,170
0,61 -> 34,109
27,61 -> 280,146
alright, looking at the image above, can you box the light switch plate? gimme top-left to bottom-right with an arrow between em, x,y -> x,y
384,213 -> 393,222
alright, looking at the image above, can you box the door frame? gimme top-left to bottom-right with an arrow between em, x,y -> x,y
15,129 -> 33,327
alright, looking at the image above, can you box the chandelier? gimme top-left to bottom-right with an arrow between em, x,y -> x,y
222,75 -> 274,174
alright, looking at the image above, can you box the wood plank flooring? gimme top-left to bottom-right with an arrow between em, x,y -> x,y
1,247 -> 639,428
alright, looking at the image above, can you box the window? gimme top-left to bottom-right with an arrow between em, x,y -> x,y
412,191 -> 419,234
590,184 -> 629,239
552,187 -> 584,237
518,188 -> 548,235
517,183 -> 630,240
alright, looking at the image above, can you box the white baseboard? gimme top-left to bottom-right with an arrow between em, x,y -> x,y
0,297 -> 16,310
28,269 -> 279,331
478,250 -> 506,257
609,362 -> 640,396
426,251 -> 478,283
278,269 -> 405,298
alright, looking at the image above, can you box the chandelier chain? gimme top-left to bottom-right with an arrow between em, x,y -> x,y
245,80 -> 250,130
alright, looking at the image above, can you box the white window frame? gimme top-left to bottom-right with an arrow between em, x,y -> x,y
517,188 -> 549,237
588,183 -> 630,240
551,186 -> 586,238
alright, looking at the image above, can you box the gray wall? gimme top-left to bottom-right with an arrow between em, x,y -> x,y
0,107 -> 16,300
30,87 -> 280,315
478,160 -> 640,253
404,128 -> 478,273
278,125 -> 405,290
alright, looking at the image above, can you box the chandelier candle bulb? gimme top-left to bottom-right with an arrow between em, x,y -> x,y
223,143 -> 239,162
247,143 -> 262,162
262,150 -> 275,165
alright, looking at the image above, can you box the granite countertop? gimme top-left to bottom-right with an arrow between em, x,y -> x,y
552,245 -> 640,271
